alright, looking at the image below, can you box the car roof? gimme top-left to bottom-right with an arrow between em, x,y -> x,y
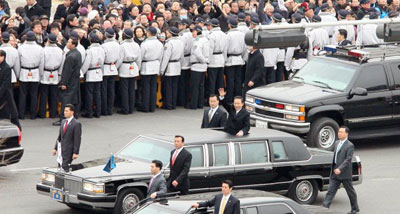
145,128 -> 297,145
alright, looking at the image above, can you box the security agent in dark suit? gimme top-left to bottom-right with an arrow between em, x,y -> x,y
201,94 -> 227,129
337,29 -> 352,46
168,135 -> 192,195
192,180 -> 240,214
53,37 -> 82,126
0,50 -> 21,130
218,89 -> 250,136
323,126 -> 359,214
147,160 -> 167,199
52,104 -> 82,171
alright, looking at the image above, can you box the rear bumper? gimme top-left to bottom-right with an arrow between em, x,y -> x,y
36,183 -> 116,208
250,114 -> 310,134
0,147 -> 24,166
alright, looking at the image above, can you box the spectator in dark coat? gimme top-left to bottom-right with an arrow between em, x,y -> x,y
54,0 -> 80,25
37,0 -> 51,17
24,0 -> 46,21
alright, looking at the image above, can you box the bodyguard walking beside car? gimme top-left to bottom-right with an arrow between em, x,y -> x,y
147,160 -> 167,199
52,104 -> 82,172
323,126 -> 360,214
168,135 -> 192,195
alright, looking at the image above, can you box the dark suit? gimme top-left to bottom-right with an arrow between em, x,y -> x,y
221,98 -> 250,135
147,173 -> 167,198
198,194 -> 240,214
323,140 -> 359,212
37,0 -> 51,16
0,61 -> 21,130
201,107 -> 227,128
339,39 -> 352,46
60,48 -> 82,119
54,2 -> 80,23
24,3 -> 45,21
168,148 -> 192,195
54,118 -> 82,171
243,49 -> 265,97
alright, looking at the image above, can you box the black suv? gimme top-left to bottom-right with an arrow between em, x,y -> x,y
245,45 -> 400,150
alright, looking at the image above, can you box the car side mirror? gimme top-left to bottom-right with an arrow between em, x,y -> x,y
349,87 -> 368,98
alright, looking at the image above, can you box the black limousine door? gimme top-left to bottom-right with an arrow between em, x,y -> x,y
233,141 -> 274,189
208,143 -> 235,191
186,145 -> 210,193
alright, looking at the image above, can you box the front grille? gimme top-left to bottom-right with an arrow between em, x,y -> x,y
55,174 -> 64,189
65,178 -> 82,195
255,99 -> 276,108
255,108 -> 284,118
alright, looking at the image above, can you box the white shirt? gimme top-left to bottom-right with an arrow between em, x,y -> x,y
219,194 -> 231,214
236,109 -> 241,115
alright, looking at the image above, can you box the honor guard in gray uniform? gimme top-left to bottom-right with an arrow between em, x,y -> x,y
81,33 -> 105,118
160,27 -> 184,110
140,26 -> 164,112
189,25 -> 210,109
319,3 -> 338,45
307,15 -> 329,59
101,28 -> 121,115
225,18 -> 247,103
117,28 -> 142,115
38,34 -> 63,118
177,19 -> 193,107
237,13 -> 250,34
356,12 -> 383,46
207,18 -> 227,97
0,32 -> 20,86
18,31 -> 44,119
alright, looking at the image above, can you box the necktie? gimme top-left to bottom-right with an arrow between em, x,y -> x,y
221,197 -> 227,214
334,141 -> 344,163
149,176 -> 155,188
208,109 -> 213,122
64,120 -> 68,134
172,150 -> 179,166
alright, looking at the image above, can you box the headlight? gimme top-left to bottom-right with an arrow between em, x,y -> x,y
285,114 -> 305,121
245,105 -> 255,112
245,96 -> 254,103
83,182 -> 105,193
285,105 -> 305,112
41,173 -> 55,183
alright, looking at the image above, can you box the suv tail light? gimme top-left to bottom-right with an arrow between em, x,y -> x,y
18,128 -> 22,145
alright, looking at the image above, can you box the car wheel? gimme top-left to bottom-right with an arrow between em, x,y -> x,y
113,188 -> 145,214
289,180 -> 318,204
307,117 -> 339,151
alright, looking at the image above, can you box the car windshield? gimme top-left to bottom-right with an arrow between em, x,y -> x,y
293,58 -> 358,91
117,136 -> 173,165
135,203 -> 183,214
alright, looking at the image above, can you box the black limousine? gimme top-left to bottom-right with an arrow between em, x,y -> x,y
36,128 -> 362,213
133,189 -> 340,214
0,120 -> 23,167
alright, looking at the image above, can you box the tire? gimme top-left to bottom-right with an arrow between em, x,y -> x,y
113,188 -> 145,214
288,180 -> 318,204
307,117 -> 339,151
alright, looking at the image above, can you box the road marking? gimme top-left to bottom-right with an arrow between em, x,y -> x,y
10,167 -> 46,172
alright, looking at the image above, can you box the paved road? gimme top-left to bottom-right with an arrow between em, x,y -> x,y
1,108 -> 399,214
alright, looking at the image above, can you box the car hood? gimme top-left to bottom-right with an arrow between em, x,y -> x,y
69,157 -> 151,180
247,80 -> 341,104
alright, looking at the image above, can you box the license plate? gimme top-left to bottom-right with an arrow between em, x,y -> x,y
255,120 -> 268,128
51,189 -> 64,202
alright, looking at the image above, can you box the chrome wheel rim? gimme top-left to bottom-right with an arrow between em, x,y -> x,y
296,180 -> 313,202
122,193 -> 140,213
318,126 -> 336,149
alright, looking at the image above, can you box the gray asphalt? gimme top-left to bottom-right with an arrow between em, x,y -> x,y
0,107 -> 399,214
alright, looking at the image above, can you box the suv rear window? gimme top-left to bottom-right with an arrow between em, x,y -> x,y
355,65 -> 388,91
